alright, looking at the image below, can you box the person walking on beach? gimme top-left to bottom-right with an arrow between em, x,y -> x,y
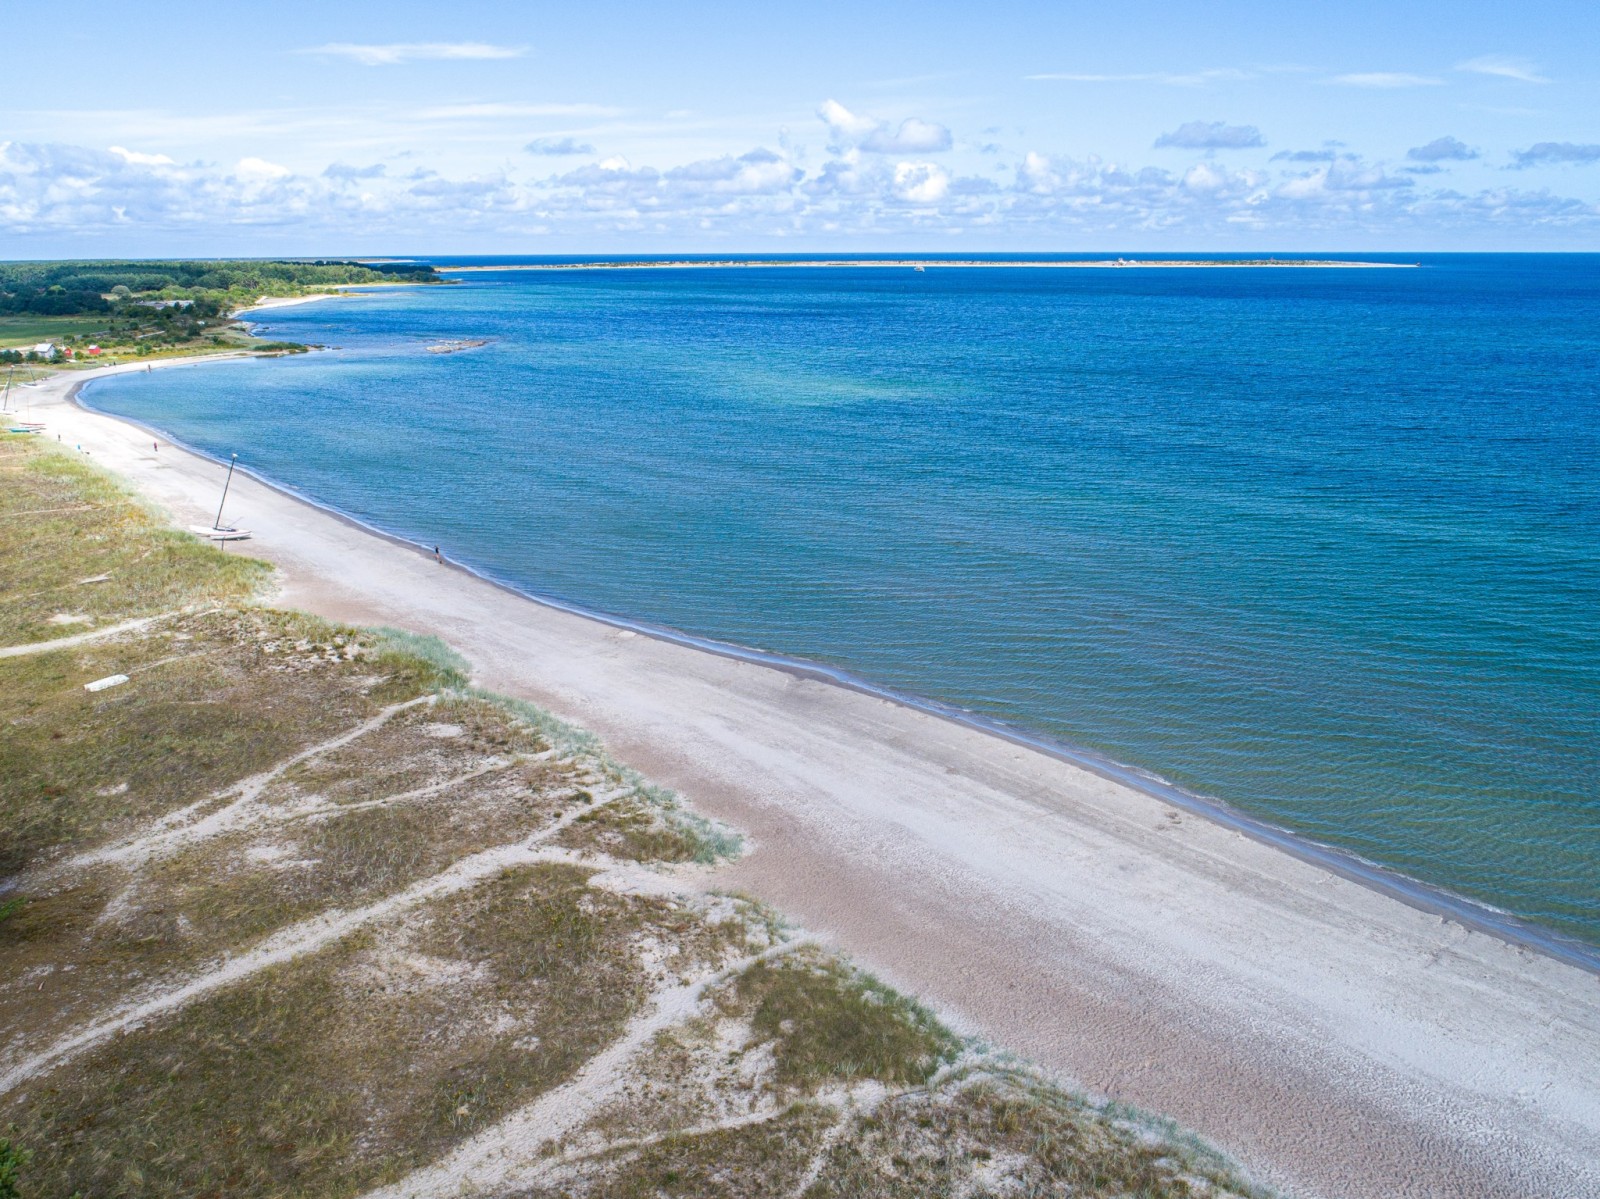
434,546 -> 443,564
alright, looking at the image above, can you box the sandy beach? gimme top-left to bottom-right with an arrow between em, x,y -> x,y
22,358 -> 1600,1199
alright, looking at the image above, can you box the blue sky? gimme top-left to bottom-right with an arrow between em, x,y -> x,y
3,0 -> 1597,253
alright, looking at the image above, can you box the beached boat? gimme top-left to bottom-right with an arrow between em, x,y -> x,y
190,524 -> 253,541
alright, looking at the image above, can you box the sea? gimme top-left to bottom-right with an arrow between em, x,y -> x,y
80,254 -> 1600,952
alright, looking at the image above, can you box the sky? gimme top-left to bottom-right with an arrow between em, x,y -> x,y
2,0 -> 1598,254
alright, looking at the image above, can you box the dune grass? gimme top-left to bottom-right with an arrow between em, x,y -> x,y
0,607 -> 461,877
1,865 -> 665,1199
808,1068 -> 1274,1199
0,429 -> 1269,1199
723,949 -> 960,1088
0,434 -> 270,643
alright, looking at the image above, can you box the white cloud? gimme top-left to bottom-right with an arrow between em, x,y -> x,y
301,42 -> 526,67
892,161 -> 950,203
324,161 -> 388,180
864,119 -> 952,154
1271,148 -> 1340,163
818,100 -> 952,154
1182,162 -> 1229,192
1407,136 -> 1478,163
1456,56 -> 1548,83
817,99 -> 878,141
235,157 -> 292,180
526,136 -> 595,156
1276,160 -> 1412,199
1509,142 -> 1600,169
1154,121 -> 1265,149
3,136 -> 1597,249
665,149 -> 800,195
108,146 -> 175,166
1330,73 -> 1444,88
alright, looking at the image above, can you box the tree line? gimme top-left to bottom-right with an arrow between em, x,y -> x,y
0,259 -> 440,316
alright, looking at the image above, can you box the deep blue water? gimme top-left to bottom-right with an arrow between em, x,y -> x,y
84,255 -> 1600,946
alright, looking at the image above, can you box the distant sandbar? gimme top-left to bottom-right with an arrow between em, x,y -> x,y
436,257 -> 1414,272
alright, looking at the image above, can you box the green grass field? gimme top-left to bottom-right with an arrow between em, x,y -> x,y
0,315 -> 113,348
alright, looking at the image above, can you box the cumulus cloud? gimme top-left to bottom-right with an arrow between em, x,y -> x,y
1456,55 -> 1548,83
1509,142 -> 1600,168
666,148 -> 801,194
817,99 -> 878,142
1154,121 -> 1264,150
550,155 -> 659,189
1270,149 -> 1339,163
525,136 -> 595,156
1408,136 -> 1478,163
891,161 -> 950,203
1331,73 -> 1443,88
108,146 -> 175,166
865,119 -> 952,154
818,100 -> 952,154
3,136 -> 1597,248
301,42 -> 526,66
323,161 -> 387,180
235,157 -> 291,180
1276,159 -> 1412,198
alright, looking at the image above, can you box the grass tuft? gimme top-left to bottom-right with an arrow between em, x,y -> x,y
0,1136 -> 28,1199
368,626 -> 471,691
466,688 -> 742,865
727,950 -> 960,1087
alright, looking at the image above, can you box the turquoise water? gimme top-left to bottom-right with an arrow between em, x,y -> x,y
83,255 -> 1600,948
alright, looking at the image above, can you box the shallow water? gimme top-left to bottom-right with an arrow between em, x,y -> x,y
84,254 -> 1600,946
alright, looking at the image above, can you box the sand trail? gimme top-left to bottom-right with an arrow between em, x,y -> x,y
360,937 -> 812,1199
0,609 -> 194,657
63,695 -> 436,871
0,798 -> 627,1097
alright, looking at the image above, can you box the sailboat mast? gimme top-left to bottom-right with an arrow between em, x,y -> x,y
214,454 -> 238,531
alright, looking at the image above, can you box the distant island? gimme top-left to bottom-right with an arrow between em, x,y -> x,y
437,257 -> 1415,272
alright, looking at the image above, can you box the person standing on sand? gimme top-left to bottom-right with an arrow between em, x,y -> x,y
435,546 -> 443,564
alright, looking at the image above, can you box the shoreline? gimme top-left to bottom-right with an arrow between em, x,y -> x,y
233,282 -> 425,319
25,355 -> 1600,1199
63,363 -> 1600,975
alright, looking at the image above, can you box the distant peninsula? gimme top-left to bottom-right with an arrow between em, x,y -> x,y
0,259 -> 443,365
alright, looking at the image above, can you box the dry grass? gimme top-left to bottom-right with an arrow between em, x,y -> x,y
807,1069 -> 1271,1198
0,430 -> 1269,1199
520,1104 -> 839,1199
0,607 -> 453,877
0,435 -> 269,642
557,794 -> 709,864
720,949 -> 960,1089
0,865 -> 667,1199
